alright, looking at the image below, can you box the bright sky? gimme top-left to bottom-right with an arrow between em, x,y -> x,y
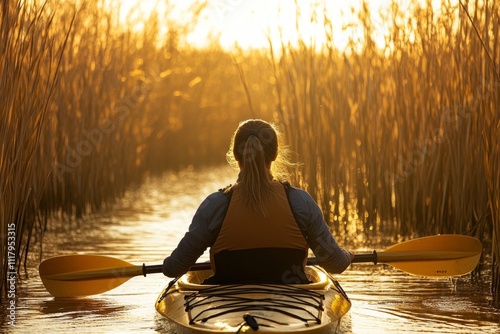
114,0 -> 447,51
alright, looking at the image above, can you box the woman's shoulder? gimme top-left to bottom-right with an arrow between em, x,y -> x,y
205,188 -> 229,200
218,183 -> 236,194
281,182 -> 322,222
203,184 -> 234,203
196,187 -> 232,217
280,182 -> 315,204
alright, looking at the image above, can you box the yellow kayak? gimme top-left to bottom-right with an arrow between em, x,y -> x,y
155,266 -> 351,333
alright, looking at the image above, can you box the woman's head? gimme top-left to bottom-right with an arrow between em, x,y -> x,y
227,119 -> 291,215
232,119 -> 278,170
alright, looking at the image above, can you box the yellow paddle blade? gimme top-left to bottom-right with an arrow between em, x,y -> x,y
379,234 -> 482,277
39,255 -> 143,297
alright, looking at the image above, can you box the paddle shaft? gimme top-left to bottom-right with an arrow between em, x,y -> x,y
179,255 -> 374,271
44,250 -> 480,281
43,257 -> 369,281
181,253 -> 375,272
169,249 -> 480,273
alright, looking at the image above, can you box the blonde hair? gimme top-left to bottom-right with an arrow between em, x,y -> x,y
226,119 -> 292,216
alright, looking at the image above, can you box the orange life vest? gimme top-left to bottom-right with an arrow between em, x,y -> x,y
207,181 -> 309,284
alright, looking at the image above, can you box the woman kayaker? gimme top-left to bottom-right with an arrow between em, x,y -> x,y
162,119 -> 353,283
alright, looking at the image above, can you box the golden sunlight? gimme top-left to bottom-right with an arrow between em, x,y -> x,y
191,0 -> 350,49
111,0 -> 437,51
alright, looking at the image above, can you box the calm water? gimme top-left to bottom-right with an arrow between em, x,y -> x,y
2,166 -> 499,333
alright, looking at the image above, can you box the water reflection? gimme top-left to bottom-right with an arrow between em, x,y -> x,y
2,166 -> 499,333
339,265 -> 499,333
40,298 -> 126,318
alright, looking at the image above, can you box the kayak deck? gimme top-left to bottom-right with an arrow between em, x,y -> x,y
155,267 -> 351,333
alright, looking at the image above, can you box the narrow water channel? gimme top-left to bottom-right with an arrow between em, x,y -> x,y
2,166 -> 499,333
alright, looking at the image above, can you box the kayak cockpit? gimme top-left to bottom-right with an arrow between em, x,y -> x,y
155,266 -> 351,334
177,266 -> 330,290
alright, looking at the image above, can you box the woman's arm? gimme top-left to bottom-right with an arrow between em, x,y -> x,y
288,187 -> 352,274
162,192 -> 229,277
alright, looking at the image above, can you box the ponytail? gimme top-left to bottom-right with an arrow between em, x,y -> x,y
238,135 -> 273,215
227,119 -> 288,217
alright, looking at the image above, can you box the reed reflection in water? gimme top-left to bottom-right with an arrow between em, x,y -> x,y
2,167 -> 499,333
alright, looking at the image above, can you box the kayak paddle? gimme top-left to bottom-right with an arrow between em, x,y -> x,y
39,234 -> 481,297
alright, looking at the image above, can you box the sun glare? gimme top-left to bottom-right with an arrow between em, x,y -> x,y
200,0 -> 375,50
112,0 -> 450,51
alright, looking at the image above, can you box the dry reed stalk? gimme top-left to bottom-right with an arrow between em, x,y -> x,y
0,0 -> 73,292
2,0 -> 274,293
269,0 -> 499,301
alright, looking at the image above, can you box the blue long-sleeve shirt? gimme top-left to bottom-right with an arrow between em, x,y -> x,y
162,184 -> 352,277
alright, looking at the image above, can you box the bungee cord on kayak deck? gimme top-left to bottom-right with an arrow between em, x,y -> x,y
313,265 -> 351,302
181,283 -> 337,327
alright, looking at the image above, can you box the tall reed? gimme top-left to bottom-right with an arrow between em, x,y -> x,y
269,0 -> 499,305
0,0 -> 274,293
458,0 -> 500,307
0,0 -> 73,293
